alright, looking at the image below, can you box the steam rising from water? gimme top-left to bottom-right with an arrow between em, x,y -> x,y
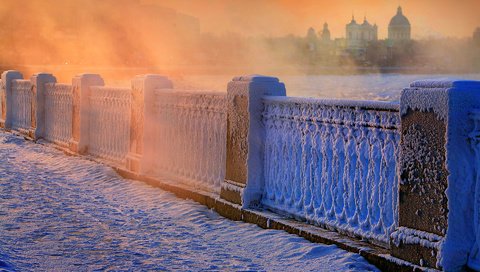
1,0 -> 479,97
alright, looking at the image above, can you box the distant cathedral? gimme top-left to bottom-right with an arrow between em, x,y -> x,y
342,6 -> 411,57
304,6 -> 412,60
388,6 -> 411,42
321,22 -> 331,42
346,16 -> 378,51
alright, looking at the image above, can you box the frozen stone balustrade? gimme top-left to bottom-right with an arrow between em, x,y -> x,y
11,79 -> 33,130
145,90 -> 226,192
89,86 -> 132,164
261,96 -> 400,246
2,71 -> 480,270
44,83 -> 73,146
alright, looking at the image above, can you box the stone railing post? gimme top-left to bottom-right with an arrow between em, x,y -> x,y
220,75 -> 286,208
391,80 -> 480,270
126,74 -> 172,173
70,74 -> 104,154
31,73 -> 56,139
1,70 -> 23,129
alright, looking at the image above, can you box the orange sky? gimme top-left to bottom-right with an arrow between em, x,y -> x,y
147,0 -> 480,39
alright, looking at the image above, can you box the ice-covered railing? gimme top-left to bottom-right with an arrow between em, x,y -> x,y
89,86 -> 131,164
261,96 -> 400,246
44,83 -> 73,146
143,90 -> 226,192
11,79 -> 33,131
2,71 -> 479,269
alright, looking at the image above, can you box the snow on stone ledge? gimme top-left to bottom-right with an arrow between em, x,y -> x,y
232,75 -> 280,82
402,79 -> 480,121
263,96 -> 400,111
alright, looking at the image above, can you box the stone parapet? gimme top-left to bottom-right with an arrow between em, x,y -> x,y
221,75 -> 286,207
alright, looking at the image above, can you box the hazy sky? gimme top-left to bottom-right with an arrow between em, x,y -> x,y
147,0 -> 480,39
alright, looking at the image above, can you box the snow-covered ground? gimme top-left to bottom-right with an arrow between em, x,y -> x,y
0,132 -> 378,271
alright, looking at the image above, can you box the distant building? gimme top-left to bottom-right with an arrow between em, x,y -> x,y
474,27 -> 480,45
388,6 -> 411,42
334,38 -> 347,55
346,16 -> 378,59
301,6 -> 414,64
306,27 -> 318,51
320,22 -> 331,42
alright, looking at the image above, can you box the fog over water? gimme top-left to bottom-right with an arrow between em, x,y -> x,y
1,0 -> 480,101
174,73 -> 480,101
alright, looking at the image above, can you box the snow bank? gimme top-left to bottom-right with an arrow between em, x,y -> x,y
143,89 -> 226,193
261,96 -> 400,246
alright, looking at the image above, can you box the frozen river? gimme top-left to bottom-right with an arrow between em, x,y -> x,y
0,132 -> 378,271
174,73 -> 480,101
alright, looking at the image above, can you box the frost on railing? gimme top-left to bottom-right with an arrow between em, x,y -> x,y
145,90 -> 226,193
89,86 -> 131,164
11,80 -> 33,130
261,96 -> 400,246
44,83 -> 73,146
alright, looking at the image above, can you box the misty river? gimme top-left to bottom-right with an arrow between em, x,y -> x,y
173,73 -> 480,101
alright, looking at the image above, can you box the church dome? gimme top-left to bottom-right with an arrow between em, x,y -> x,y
347,16 -> 358,26
362,17 -> 371,26
389,6 -> 410,27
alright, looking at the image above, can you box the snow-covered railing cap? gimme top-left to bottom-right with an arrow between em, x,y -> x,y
232,74 -> 280,82
263,96 -> 400,111
1,70 -> 23,80
409,79 -> 480,89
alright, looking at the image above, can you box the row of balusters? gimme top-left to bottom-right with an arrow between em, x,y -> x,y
89,87 -> 131,163
262,100 -> 400,245
145,91 -> 226,192
6,81 -> 401,245
44,83 -> 73,145
11,80 -> 33,130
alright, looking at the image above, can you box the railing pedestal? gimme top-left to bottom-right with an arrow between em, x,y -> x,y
31,73 -> 56,139
391,80 -> 480,270
69,74 -> 104,154
126,74 -> 172,174
220,75 -> 286,207
1,71 -> 23,129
